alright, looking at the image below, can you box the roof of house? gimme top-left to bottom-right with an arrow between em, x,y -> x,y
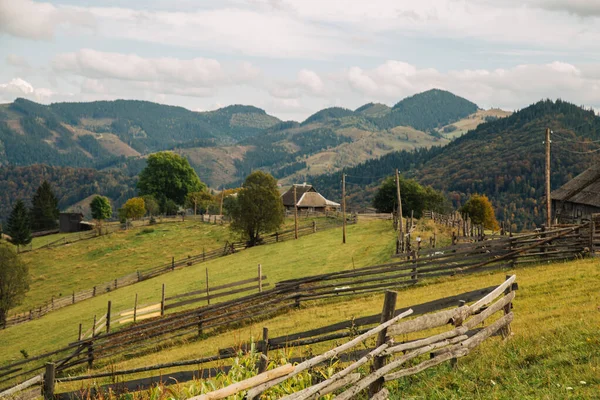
281,184 -> 316,206
296,191 -> 341,208
551,164 -> 600,208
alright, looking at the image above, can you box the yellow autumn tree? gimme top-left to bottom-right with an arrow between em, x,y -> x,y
460,194 -> 499,230
122,197 -> 146,220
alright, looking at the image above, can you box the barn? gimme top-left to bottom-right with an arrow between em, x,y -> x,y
59,213 -> 95,233
550,164 -> 600,224
281,183 -> 340,212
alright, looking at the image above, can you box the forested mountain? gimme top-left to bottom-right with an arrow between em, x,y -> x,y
373,89 -> 479,131
0,165 -> 136,221
311,99 -> 600,230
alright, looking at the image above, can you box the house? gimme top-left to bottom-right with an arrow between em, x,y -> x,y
550,164 -> 600,224
281,183 -> 340,212
59,213 -> 94,233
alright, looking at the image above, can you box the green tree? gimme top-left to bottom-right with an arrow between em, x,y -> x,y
372,176 -> 447,218
460,194 -> 500,230
163,199 -> 179,216
185,191 -> 214,215
0,243 -> 30,327
231,171 -> 284,246
30,181 -> 59,231
141,195 -> 159,217
122,197 -> 146,220
6,200 -> 32,251
90,195 -> 112,230
137,152 -> 206,211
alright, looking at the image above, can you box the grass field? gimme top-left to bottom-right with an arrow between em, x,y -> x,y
13,220 -> 234,313
0,219 -> 396,365
53,257 -> 600,399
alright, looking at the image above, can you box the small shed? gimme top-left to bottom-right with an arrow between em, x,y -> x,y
550,164 -> 600,224
281,183 -> 340,212
59,213 -> 94,233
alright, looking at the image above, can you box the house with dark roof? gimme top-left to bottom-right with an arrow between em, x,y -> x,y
281,183 -> 340,212
550,164 -> 600,223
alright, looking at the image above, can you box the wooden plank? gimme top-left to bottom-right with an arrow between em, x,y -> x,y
165,283 -> 271,310
166,276 -> 267,301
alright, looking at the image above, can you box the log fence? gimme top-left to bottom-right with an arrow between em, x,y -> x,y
4,217 -> 351,329
0,221 -> 584,394
26,276 -> 517,399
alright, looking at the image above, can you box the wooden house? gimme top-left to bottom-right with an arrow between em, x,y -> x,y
59,213 -> 94,233
550,164 -> 600,223
281,183 -> 340,212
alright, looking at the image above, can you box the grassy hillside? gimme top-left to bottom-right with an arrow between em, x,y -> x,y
56,256 -> 600,398
0,219 -> 396,364
14,220 -> 233,312
437,108 -> 513,139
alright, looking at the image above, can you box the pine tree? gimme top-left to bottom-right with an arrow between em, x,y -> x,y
30,181 -> 59,231
6,200 -> 32,251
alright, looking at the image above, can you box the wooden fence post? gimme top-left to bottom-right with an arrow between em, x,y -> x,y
114,279 -> 117,289
72,292 -> 75,304
368,290 -> 397,397
501,275 -> 513,338
43,362 -> 55,400
411,251 -> 418,282
312,220 -> 317,233
93,286 -> 96,297
172,257 -> 175,271
450,299 -> 465,368
137,270 -> 141,282
92,314 -> 97,338
106,301 -> 111,333
589,218 -> 595,254
133,294 -> 138,323
433,232 -> 437,248
258,327 -> 269,373
87,342 -> 94,368
258,264 -> 263,293
78,323 -> 82,341
275,232 -> 279,242
206,268 -> 210,305
161,284 -> 165,317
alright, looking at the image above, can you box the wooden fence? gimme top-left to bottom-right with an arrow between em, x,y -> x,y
4,217 -> 350,329
0,223 -> 583,393
20,276 -> 517,399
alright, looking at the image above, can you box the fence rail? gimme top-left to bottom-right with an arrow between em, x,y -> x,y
4,217 -> 350,329
29,276 -> 517,399
0,221 -> 584,393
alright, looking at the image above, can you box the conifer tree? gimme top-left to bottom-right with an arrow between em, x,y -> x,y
6,200 -> 32,251
30,181 -> 59,231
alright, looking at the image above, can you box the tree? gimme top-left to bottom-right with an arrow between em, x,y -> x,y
142,195 -> 159,217
0,243 -> 30,328
6,200 -> 32,251
372,176 -> 447,218
185,191 -> 214,215
30,181 -> 59,231
163,199 -> 179,216
90,196 -> 112,232
460,194 -> 499,230
230,171 -> 284,246
122,197 -> 146,220
137,152 -> 206,211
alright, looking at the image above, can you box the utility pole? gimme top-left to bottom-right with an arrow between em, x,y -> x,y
545,128 -> 552,227
342,172 -> 347,244
395,169 -> 404,253
219,187 -> 224,216
294,185 -> 298,239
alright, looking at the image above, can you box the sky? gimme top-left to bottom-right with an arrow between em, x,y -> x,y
1,0 -> 600,121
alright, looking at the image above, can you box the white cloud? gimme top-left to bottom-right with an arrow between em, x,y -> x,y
52,49 -> 261,98
0,78 -> 53,103
534,0 -> 600,17
297,69 -> 324,95
342,60 -> 600,111
0,0 -> 94,40
6,55 -> 30,68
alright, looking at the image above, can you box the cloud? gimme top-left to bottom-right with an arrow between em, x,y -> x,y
342,60 -> 600,111
6,55 -> 30,68
533,0 -> 600,17
269,69 -> 326,99
0,0 -> 94,40
52,49 -> 261,98
0,78 -> 53,103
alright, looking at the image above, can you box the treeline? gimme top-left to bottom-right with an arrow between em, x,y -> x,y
0,165 -> 136,222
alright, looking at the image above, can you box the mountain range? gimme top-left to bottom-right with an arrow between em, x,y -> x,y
0,89 -> 502,219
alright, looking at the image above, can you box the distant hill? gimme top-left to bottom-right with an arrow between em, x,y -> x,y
0,98 -> 281,168
355,103 -> 391,118
373,89 -> 479,131
0,164 -> 136,221
311,99 -> 600,230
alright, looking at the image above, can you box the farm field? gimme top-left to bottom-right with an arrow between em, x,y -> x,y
56,258 -> 600,399
0,219 -> 396,365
